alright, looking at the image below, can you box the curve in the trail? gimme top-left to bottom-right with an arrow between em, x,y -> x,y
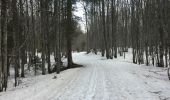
0,52 -> 170,100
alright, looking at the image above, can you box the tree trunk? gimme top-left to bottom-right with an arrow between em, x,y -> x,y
40,0 -> 46,75
66,0 -> 73,68
0,0 -> 8,91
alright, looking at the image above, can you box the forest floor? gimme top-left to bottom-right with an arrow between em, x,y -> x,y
0,51 -> 170,100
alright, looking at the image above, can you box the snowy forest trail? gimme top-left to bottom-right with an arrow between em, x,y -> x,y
0,52 -> 170,100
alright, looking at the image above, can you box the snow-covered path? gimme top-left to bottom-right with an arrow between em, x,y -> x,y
0,52 -> 170,100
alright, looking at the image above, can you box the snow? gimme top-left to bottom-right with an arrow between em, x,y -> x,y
0,51 -> 170,100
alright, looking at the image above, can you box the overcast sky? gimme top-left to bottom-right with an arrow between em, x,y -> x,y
74,1 -> 86,32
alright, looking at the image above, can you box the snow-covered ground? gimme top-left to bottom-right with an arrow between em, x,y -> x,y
0,51 -> 170,100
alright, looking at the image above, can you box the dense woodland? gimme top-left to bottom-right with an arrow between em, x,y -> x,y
85,0 -> 170,81
0,0 -> 170,92
85,0 -> 170,67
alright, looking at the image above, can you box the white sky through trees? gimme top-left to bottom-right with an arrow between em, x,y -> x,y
74,1 -> 86,32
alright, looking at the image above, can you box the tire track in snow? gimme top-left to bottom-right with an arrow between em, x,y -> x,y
26,68 -> 82,100
83,63 -> 97,100
51,68 -> 88,100
48,68 -> 83,100
104,61 -> 160,100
